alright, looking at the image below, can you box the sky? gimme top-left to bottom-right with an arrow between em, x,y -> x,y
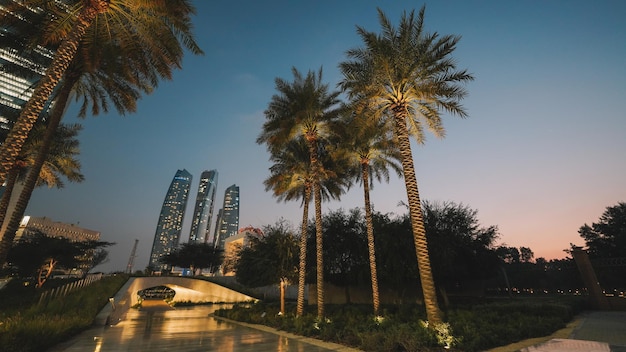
24,0 -> 626,273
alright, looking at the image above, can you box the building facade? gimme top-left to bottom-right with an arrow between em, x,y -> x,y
149,169 -> 192,272
214,184 -> 239,249
15,216 -> 100,243
0,0 -> 56,141
222,226 -> 263,276
188,169 -> 218,244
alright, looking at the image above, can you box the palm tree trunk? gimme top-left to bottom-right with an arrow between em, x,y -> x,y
0,71 -> 77,267
0,169 -> 19,231
0,1 -> 108,184
314,181 -> 324,319
305,134 -> 325,319
362,162 -> 381,316
392,107 -> 442,324
296,184 -> 311,317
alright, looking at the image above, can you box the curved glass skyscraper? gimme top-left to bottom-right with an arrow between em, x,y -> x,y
149,169 -> 192,272
188,169 -> 218,244
214,184 -> 239,249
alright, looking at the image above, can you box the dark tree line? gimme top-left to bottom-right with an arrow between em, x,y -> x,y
231,201 -> 625,311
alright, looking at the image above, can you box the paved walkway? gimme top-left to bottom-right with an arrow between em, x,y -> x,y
49,304 -> 359,352
491,311 -> 626,352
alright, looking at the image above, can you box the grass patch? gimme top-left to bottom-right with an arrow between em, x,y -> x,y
0,274 -> 128,352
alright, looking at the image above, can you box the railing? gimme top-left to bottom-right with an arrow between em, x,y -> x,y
38,273 -> 104,305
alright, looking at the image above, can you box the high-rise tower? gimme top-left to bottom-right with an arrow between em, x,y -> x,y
188,169 -> 218,244
0,1 -> 56,141
214,184 -> 239,249
149,169 -> 192,272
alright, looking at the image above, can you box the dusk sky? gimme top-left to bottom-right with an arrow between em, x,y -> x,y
24,0 -> 626,273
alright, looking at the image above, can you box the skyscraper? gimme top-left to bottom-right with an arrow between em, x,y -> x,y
149,169 -> 192,272
214,184 -> 239,249
0,0 -> 56,142
188,169 -> 218,244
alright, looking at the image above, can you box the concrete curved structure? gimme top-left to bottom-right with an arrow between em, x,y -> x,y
106,276 -> 256,324
127,277 -> 255,306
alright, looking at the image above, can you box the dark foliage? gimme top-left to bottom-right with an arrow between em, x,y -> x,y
7,231 -> 113,287
235,221 -> 299,288
160,243 -> 223,275
578,202 -> 626,259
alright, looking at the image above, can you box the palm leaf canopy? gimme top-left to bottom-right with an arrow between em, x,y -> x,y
333,103 -> 402,188
1,0 -> 203,118
338,6 -> 474,144
257,67 -> 342,153
264,137 -> 351,205
17,121 -> 83,188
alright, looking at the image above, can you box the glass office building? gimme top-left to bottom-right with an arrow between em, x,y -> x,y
214,184 -> 239,249
188,169 -> 218,244
149,169 -> 192,272
0,0 -> 56,142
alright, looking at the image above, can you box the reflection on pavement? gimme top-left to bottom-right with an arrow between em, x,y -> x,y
52,305 -> 336,352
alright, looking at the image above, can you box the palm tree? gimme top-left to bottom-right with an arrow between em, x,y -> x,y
258,68 -> 342,318
333,105 -> 402,316
263,139 -> 312,317
0,121 -> 83,229
338,6 -> 474,323
263,138 -> 347,317
0,0 -> 202,184
0,0 -> 202,266
0,121 -> 83,265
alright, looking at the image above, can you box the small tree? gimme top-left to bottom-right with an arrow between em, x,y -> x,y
7,231 -> 113,288
160,243 -> 223,276
235,220 -> 299,315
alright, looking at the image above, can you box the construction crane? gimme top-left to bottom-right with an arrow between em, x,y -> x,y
126,239 -> 139,274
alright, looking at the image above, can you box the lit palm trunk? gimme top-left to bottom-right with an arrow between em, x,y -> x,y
296,184 -> 311,317
362,161 -> 381,316
392,106 -> 442,324
306,135 -> 325,319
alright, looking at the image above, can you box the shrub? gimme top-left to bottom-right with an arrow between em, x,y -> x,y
214,298 -> 582,352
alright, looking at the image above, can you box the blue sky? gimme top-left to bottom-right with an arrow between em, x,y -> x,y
25,0 -> 626,272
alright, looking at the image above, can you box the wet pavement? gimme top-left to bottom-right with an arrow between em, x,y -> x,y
49,303 -> 357,352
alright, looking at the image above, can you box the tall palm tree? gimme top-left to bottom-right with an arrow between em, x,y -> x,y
0,0 -> 202,184
0,0 -> 202,266
263,138 -> 347,317
338,6 -> 474,323
258,67 -> 342,318
334,106 -> 402,316
263,139 -> 312,317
